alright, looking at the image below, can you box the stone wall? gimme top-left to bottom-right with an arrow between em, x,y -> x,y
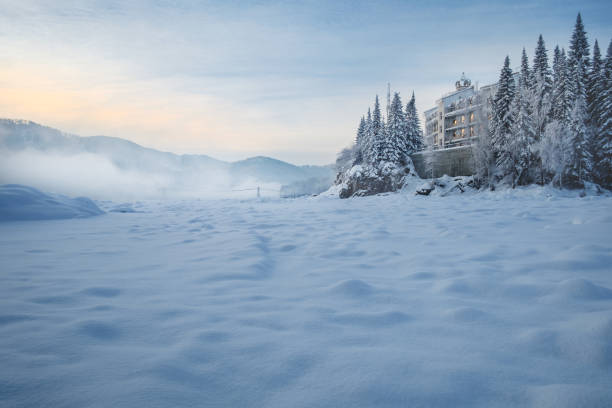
410,146 -> 475,178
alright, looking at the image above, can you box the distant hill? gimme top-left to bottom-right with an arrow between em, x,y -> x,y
0,119 -> 334,189
230,156 -> 332,185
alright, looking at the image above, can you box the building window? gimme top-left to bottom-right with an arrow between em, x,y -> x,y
470,126 -> 475,136
452,119 -> 458,126
461,128 -> 466,136
461,115 -> 465,123
470,112 -> 475,122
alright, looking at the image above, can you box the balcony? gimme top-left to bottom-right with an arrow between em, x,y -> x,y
445,121 -> 474,131
444,135 -> 478,147
444,103 -> 482,117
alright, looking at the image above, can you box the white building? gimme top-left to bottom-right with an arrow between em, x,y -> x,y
424,74 -> 497,150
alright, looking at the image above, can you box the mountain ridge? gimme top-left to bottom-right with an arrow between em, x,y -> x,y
0,118 -> 334,186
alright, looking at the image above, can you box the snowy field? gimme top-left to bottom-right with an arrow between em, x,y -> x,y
1,189 -> 612,407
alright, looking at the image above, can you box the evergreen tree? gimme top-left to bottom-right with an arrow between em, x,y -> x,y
587,40 -> 604,125
587,40 -> 605,183
551,47 -> 572,123
545,46 -> 573,186
490,56 -> 516,178
567,81 -> 592,186
405,92 -> 424,153
511,68 -> 537,186
596,39 -> 612,187
385,92 -> 406,164
568,13 -> 590,97
533,35 -> 552,95
520,48 -> 531,89
371,95 -> 386,163
363,108 -> 373,164
551,46 -> 563,117
378,121 -> 395,163
565,13 -> 595,185
354,116 -> 366,164
530,35 -> 552,184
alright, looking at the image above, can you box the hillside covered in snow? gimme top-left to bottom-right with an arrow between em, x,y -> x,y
0,119 -> 334,199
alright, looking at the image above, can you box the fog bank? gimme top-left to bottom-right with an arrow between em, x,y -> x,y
0,150 -> 280,200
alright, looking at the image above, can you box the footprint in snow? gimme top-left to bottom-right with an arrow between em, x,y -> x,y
329,311 -> 411,327
409,272 -> 436,280
444,307 -> 490,322
328,279 -> 375,297
197,331 -> 231,343
30,295 -> 76,305
81,287 -> 121,298
75,320 -> 121,341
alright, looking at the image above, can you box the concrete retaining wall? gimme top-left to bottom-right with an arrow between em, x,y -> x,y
410,146 -> 475,178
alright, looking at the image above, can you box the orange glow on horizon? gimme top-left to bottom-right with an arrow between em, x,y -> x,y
0,63 -> 338,163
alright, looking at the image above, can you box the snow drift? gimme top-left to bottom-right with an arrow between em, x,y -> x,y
0,184 -> 104,221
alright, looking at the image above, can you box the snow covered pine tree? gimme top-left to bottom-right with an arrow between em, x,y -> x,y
490,56 -> 517,184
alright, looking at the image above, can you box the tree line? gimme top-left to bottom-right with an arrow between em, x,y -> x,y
336,92 -> 425,174
477,13 -> 611,189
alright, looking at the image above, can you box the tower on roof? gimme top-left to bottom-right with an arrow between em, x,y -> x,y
455,73 -> 472,90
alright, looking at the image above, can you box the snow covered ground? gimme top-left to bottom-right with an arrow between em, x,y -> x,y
1,190 -> 611,407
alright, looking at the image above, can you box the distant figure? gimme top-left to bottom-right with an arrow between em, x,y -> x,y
257,186 -> 260,198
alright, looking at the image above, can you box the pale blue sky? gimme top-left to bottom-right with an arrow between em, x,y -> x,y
0,0 -> 610,164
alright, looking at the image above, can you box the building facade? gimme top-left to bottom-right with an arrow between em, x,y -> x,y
424,74 -> 497,150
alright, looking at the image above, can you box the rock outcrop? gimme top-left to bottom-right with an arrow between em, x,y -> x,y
336,161 -> 419,198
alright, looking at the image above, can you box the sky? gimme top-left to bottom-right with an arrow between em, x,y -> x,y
0,1 -> 610,165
